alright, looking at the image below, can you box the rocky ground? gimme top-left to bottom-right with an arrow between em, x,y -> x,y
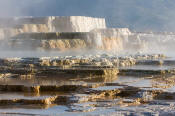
0,54 -> 174,115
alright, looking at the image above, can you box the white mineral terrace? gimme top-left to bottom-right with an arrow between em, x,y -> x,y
0,16 -> 174,57
0,16 -> 175,116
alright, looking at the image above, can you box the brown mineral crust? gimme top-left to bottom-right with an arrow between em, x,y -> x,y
37,68 -> 119,77
42,39 -> 88,50
88,86 -> 141,102
119,69 -> 175,76
152,91 -> 175,100
54,96 -> 71,104
114,87 -> 141,98
39,85 -> 85,92
117,97 -> 151,107
136,60 -> 164,66
96,37 -> 123,52
23,86 -> 40,93
0,96 -> 57,105
0,84 -> 92,93
152,75 -> 175,89
62,68 -> 119,77
0,85 -> 24,92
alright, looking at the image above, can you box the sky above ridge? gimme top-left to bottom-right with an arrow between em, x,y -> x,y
0,0 -> 174,32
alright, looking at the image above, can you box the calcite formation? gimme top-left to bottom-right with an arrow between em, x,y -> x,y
0,53 -> 175,115
0,16 -> 131,52
50,16 -> 106,32
0,16 -> 175,55
0,16 -> 175,115
0,16 -> 106,38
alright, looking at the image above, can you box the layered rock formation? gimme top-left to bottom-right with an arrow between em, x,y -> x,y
50,16 -> 106,32
9,29 -> 129,51
90,28 -> 131,52
0,16 -> 106,39
0,53 -> 175,115
1,16 -> 174,56
0,16 -> 131,52
0,16 -> 127,52
1,16 -> 175,115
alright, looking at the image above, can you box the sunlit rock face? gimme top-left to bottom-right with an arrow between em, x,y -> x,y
22,24 -> 49,33
42,39 -> 88,51
2,16 -> 174,56
10,32 -> 91,50
0,18 -> 48,39
9,28 -> 131,52
90,28 -> 131,52
0,16 -> 175,55
0,16 -> 106,39
0,25 -> 49,39
0,16 -> 148,53
50,16 -> 106,32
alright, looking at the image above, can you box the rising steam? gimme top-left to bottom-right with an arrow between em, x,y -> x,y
0,0 -> 175,58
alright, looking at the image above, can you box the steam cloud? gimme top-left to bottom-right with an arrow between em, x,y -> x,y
0,0 -> 175,58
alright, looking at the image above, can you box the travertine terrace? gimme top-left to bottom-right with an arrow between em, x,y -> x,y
0,16 -> 175,115
0,16 -> 131,52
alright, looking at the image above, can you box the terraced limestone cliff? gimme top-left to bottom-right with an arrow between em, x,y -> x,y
0,16 -> 130,52
0,16 -> 175,55
0,16 -> 175,115
0,16 -> 106,39
10,28 -> 129,52
91,28 -> 131,52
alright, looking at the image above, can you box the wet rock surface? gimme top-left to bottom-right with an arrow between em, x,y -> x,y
1,16 -> 175,116
0,54 -> 174,115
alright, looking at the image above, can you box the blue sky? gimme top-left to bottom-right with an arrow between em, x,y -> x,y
0,0 -> 174,31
